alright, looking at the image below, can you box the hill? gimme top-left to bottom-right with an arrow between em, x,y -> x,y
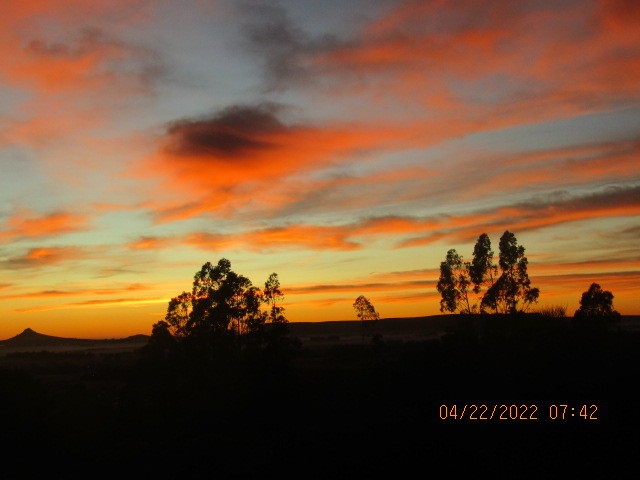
288,315 -> 450,344
0,328 -> 150,354
0,328 -> 150,347
2,314 -> 638,351
0,328 -> 95,347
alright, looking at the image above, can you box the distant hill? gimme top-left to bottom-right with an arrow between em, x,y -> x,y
2,314 -> 638,349
287,314 -> 640,344
0,317 -> 449,349
0,328 -> 150,348
287,315 -> 452,344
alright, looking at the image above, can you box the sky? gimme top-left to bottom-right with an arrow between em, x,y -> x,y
1,0 -> 639,339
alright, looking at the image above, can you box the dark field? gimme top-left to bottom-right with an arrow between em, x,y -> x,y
1,315 -> 639,478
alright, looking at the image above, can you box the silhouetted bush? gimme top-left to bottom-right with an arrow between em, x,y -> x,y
538,304 -> 568,319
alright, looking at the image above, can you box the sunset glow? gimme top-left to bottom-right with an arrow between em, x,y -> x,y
1,0 -> 638,338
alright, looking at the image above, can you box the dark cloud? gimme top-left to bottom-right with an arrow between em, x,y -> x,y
239,3 -> 344,90
525,184 -> 640,212
165,103 -> 288,158
619,225 -> 640,238
534,270 -> 640,283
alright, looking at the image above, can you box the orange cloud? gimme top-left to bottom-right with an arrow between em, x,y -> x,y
1,209 -> 88,241
280,0 -> 640,140
125,236 -> 174,250
137,183 -> 639,255
253,137 -> 640,228
1,1 -> 159,95
453,139 -> 640,202
370,268 -> 440,281
1,246 -> 87,269
532,257 -> 640,275
185,224 -> 361,252
318,0 -> 518,78
140,0 -> 640,226
182,232 -> 238,251
377,291 -> 441,304
141,103 -> 419,222
399,185 -> 640,247
243,225 -> 361,251
0,284 -> 149,301
0,1 -> 163,153
287,279 -> 435,296
16,296 -> 166,313
354,216 -> 439,236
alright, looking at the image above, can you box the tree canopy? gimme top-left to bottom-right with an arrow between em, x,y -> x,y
573,283 -> 621,327
353,295 -> 380,343
482,231 -> 539,314
437,231 -> 539,314
154,259 -> 287,349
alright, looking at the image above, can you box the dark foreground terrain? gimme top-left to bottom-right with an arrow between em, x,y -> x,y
1,315 -> 639,478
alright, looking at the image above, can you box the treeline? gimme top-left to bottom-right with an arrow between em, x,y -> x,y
436,230 -> 622,330
147,231 -> 624,358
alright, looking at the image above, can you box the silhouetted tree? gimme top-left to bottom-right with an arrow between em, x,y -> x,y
161,259 -> 270,346
482,231 -> 539,314
159,259 -> 295,358
353,295 -> 380,344
143,320 -> 178,359
164,292 -> 192,337
437,233 -> 498,314
437,249 -> 472,313
186,259 -> 259,336
264,273 -> 286,322
244,285 -> 268,337
469,233 -> 498,305
573,283 -> 621,329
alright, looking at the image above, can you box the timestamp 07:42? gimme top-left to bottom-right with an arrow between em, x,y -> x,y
438,403 -> 600,421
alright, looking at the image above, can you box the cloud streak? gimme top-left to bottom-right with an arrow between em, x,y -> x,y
0,210 -> 88,241
15,296 -> 167,313
0,246 -> 87,270
128,183 -> 640,255
399,184 -> 640,247
0,284 -> 149,301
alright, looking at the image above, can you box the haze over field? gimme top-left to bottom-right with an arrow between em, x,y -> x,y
1,0 -> 639,338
